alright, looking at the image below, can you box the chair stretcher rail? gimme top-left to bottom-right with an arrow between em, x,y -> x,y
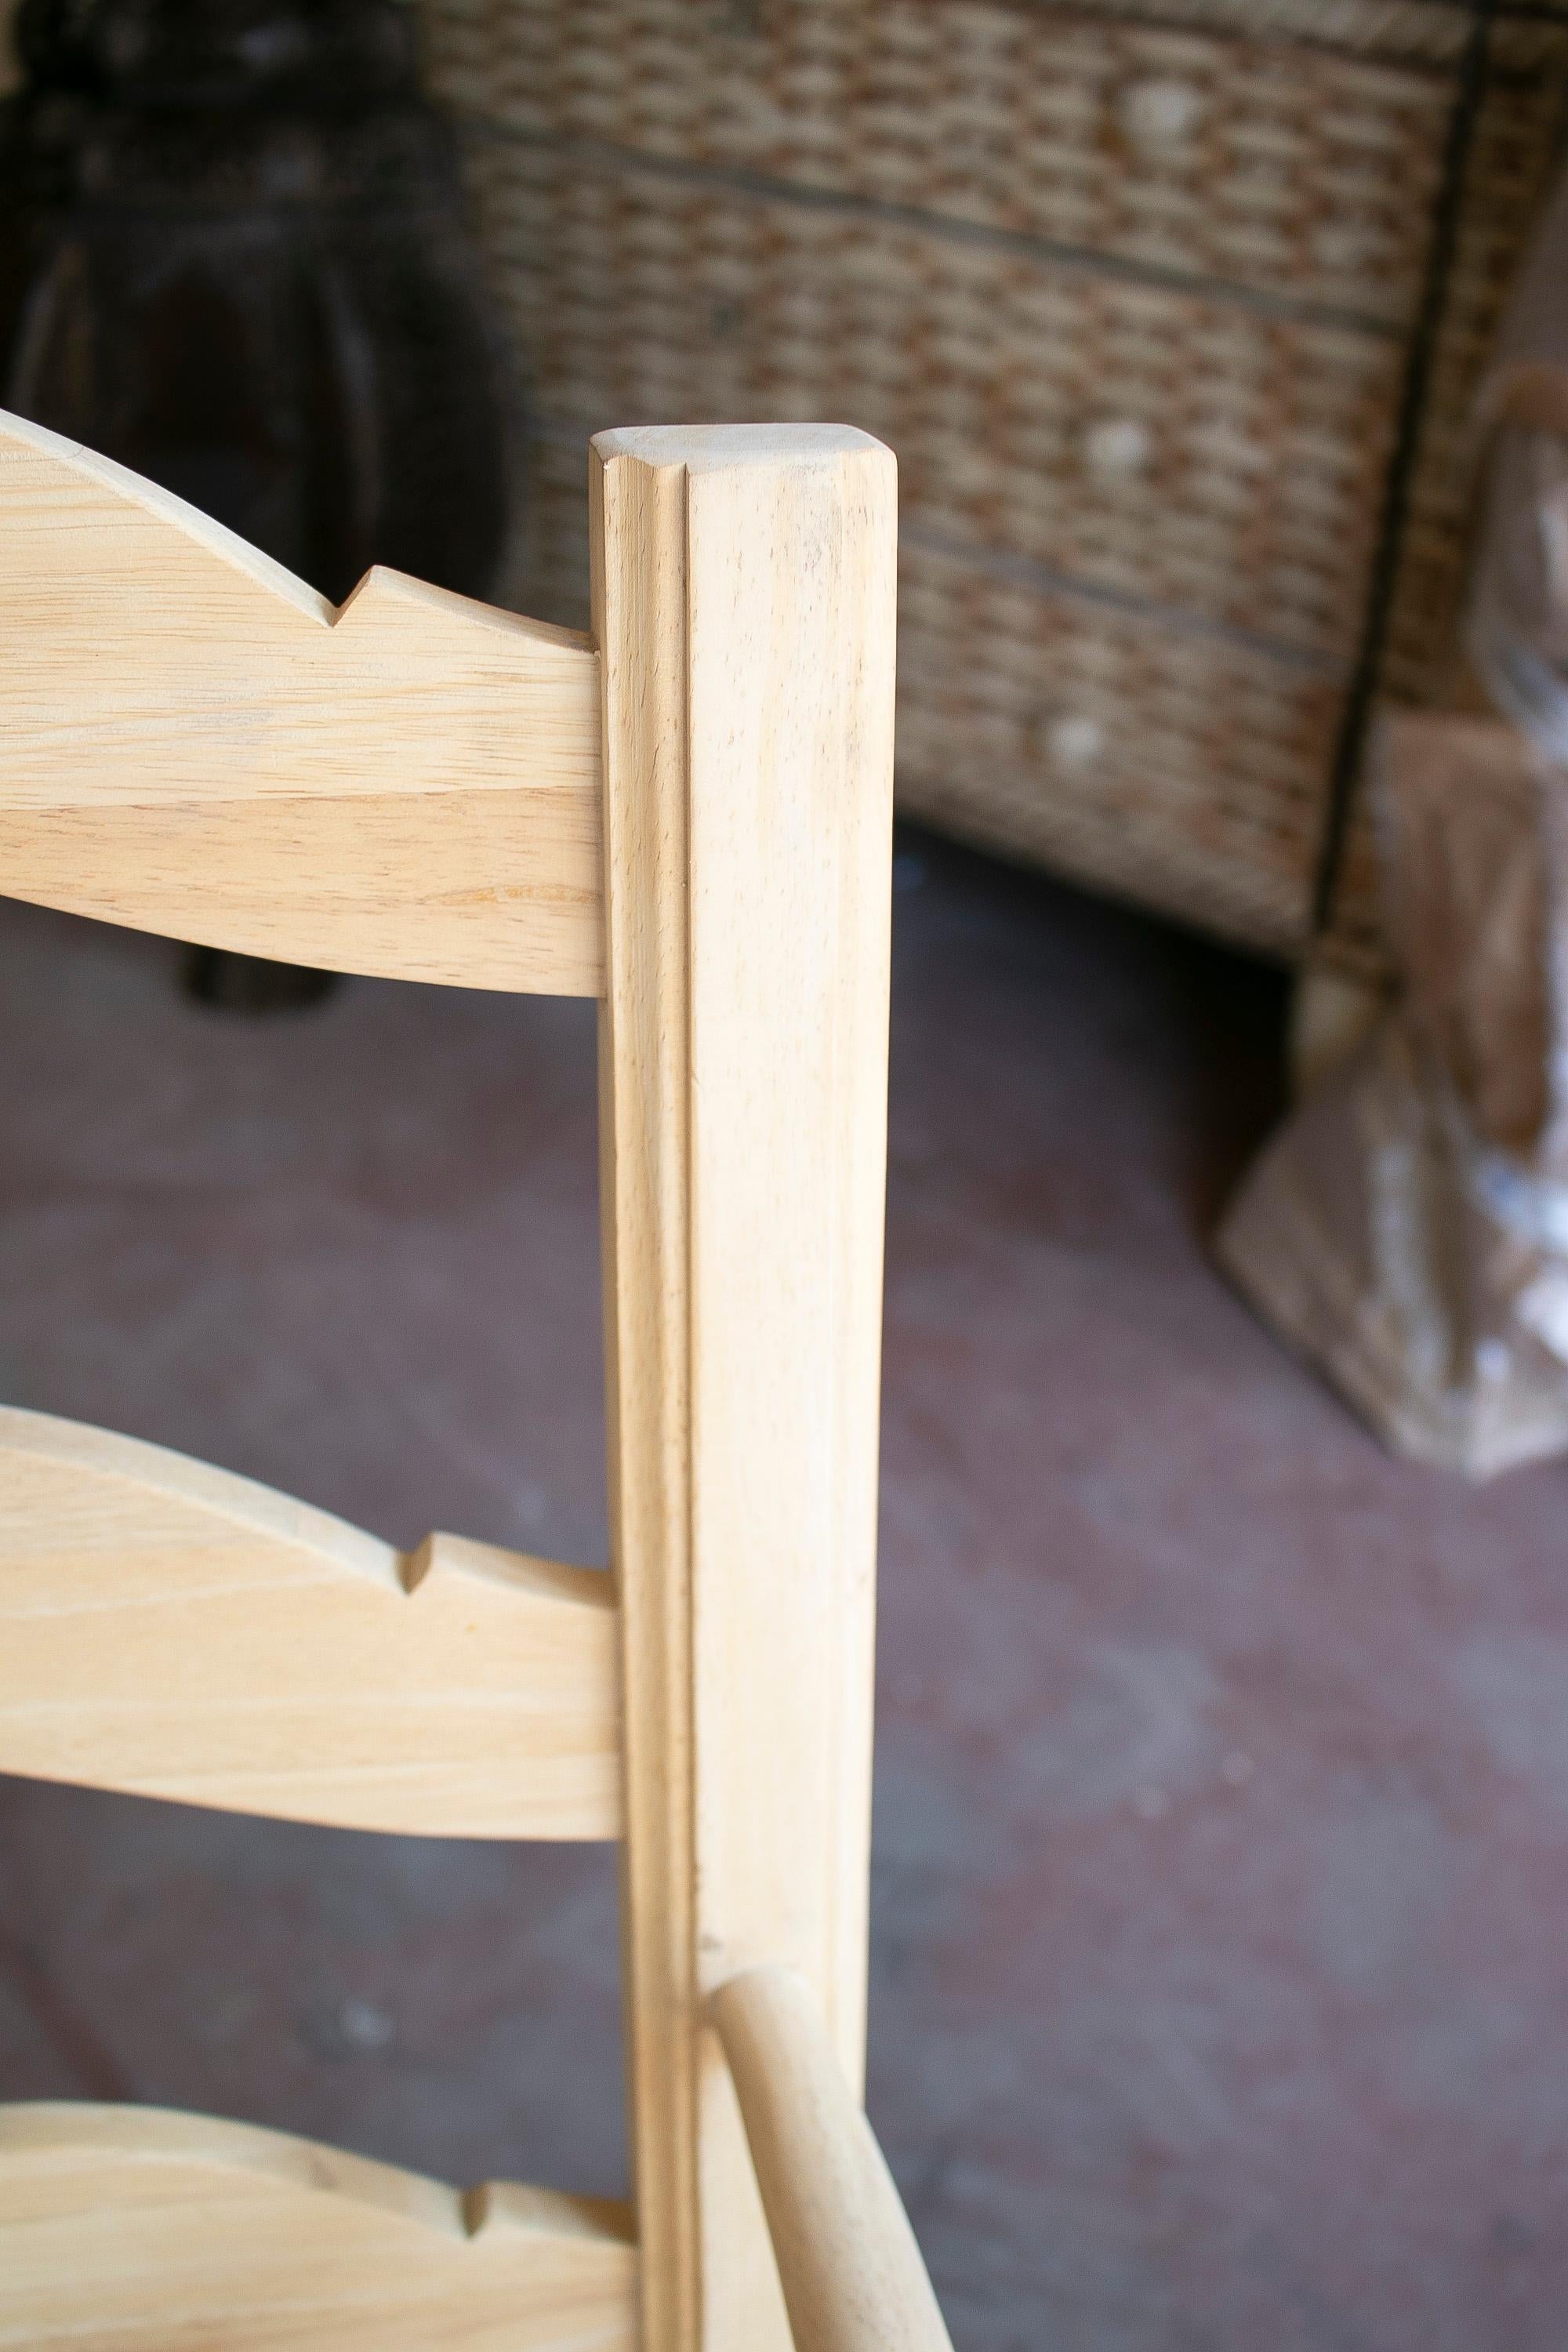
711,1966 -> 955,2352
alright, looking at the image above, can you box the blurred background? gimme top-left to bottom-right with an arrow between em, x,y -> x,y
2,4 -> 1568,2347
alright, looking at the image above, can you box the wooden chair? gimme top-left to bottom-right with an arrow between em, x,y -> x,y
0,411 -> 954,2352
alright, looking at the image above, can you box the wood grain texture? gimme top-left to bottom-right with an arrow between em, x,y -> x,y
593,424 -> 896,2352
0,408 -> 604,993
0,1406 -> 620,1838
0,2103 -> 637,2350
712,1968 -> 955,2352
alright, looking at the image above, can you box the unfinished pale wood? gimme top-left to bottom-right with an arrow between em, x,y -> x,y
593,424 -> 897,2352
0,1406 -> 619,1838
0,415 -> 909,2345
0,2103 -> 636,2350
712,1968 -> 955,2352
0,408 -> 604,993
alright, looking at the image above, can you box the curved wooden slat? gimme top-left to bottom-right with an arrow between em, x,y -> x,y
0,411 -> 604,994
0,1407 -> 620,1838
0,2103 -> 636,2350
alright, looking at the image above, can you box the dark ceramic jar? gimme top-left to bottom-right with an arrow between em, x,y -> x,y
0,0 -> 517,1004
0,0 -> 514,604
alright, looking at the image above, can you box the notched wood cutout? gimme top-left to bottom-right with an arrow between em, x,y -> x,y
0,2103 -> 637,2350
0,1406 -> 621,1837
0,410 -> 604,993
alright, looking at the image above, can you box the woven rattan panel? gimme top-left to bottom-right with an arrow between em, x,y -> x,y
422,1 -> 1458,321
466,136 -> 1404,661
1324,42 -> 1568,973
897,543 -> 1343,953
415,0 -> 1567,962
1381,63 -> 1567,708
524,412 -> 1338,953
906,5 -> 1568,66
0,0 -> 1550,957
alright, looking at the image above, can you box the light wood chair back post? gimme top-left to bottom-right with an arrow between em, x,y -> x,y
0,410 -> 953,2352
595,426 -> 896,2351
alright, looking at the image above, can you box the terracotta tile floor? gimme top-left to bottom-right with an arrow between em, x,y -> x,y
2,830 -> 1567,2349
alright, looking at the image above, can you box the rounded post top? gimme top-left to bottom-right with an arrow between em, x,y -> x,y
592,423 -> 893,476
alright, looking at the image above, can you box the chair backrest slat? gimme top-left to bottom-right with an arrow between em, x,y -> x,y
0,2103 -> 637,2350
0,408 -> 944,2352
0,1405 -> 621,1838
0,414 -> 604,994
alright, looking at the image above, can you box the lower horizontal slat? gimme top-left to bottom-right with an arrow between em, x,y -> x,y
0,1407 -> 622,1838
0,2103 -> 637,2350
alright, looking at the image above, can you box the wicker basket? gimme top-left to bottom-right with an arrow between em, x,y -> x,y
523,417 -> 1340,949
463,130 -> 1403,661
424,1 -> 1461,320
412,0 -> 1568,966
0,0 -> 1553,961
